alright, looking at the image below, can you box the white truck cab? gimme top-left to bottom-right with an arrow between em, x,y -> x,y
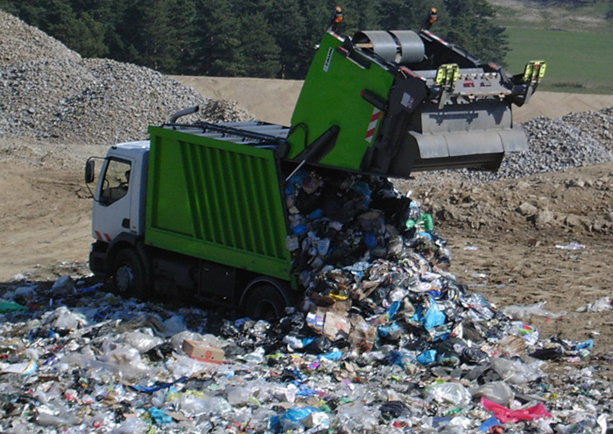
86,141 -> 151,294
91,141 -> 150,242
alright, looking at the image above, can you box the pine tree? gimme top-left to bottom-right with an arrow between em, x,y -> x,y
268,0 -> 309,78
45,0 -> 107,57
192,0 -> 243,76
442,0 -> 508,65
131,0 -> 176,71
238,12 -> 281,77
69,0 -> 127,59
167,0 -> 198,74
0,0 -> 512,76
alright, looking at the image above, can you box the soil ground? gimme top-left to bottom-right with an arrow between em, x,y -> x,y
1,81 -> 612,380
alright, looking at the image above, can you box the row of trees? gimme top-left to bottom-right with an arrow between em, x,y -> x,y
528,0 -> 613,19
0,0 -> 509,78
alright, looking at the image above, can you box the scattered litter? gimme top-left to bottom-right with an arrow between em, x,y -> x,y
555,241 -> 588,250
182,339 -> 225,365
0,300 -> 28,313
502,301 -> 567,320
481,397 -> 553,423
577,296 -> 613,312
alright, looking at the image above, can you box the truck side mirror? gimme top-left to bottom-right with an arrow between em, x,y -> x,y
85,159 -> 95,183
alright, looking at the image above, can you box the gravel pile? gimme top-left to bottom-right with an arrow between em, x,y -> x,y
413,108 -> 613,185
0,10 -> 81,66
0,11 -> 253,147
477,111 -> 613,181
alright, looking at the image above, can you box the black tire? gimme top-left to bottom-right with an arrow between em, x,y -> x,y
112,248 -> 146,298
243,283 -> 287,320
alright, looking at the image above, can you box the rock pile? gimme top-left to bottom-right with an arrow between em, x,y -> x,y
0,10 -> 81,66
414,109 -> 613,185
492,111 -> 613,180
0,10 -> 253,147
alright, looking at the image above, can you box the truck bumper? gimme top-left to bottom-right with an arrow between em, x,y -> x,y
89,241 -> 108,277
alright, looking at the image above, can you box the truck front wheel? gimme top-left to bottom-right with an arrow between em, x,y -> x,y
112,248 -> 146,298
243,284 -> 287,320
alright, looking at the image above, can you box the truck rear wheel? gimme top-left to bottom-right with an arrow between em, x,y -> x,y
243,284 -> 287,320
112,248 -> 146,298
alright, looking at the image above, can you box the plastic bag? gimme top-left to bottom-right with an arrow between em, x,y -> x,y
270,406 -> 322,433
334,402 -> 379,432
555,241 -> 587,250
99,346 -> 147,380
123,331 -> 164,353
502,301 -> 566,320
170,330 -> 204,352
411,298 -> 446,331
149,407 -> 173,425
111,416 -> 151,433
0,300 -> 28,313
577,296 -> 613,312
42,306 -> 87,331
471,381 -> 515,406
491,357 -> 544,385
425,382 -> 471,408
163,315 -> 187,335
481,397 -> 552,423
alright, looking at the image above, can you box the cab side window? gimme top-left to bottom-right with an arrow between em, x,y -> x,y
100,159 -> 131,206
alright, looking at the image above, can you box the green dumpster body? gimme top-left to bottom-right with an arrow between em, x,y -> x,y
288,32 -> 394,170
144,126 -> 293,282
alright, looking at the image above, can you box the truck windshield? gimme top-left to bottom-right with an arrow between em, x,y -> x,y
100,159 -> 131,206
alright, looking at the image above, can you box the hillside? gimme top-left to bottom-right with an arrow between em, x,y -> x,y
489,0 -> 612,31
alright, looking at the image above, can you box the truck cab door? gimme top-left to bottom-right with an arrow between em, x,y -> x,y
92,158 -> 133,243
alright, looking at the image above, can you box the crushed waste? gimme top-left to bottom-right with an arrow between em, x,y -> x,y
0,168 -> 611,433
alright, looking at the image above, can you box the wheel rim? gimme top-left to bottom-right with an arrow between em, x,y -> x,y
257,301 -> 278,320
115,263 -> 134,293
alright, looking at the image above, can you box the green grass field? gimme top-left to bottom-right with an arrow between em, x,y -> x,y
503,27 -> 613,94
489,0 -> 613,95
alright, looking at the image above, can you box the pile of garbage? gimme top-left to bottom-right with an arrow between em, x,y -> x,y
1,274 -> 609,433
1,170 -> 610,433
284,170 -> 457,349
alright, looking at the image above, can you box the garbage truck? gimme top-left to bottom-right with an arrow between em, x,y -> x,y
85,16 -> 545,318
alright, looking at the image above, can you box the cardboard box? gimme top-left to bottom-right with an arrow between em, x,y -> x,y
182,339 -> 224,364
322,311 -> 351,341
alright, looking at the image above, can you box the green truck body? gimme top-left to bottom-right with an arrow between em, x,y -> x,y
145,126 -> 293,282
287,32 -> 394,170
